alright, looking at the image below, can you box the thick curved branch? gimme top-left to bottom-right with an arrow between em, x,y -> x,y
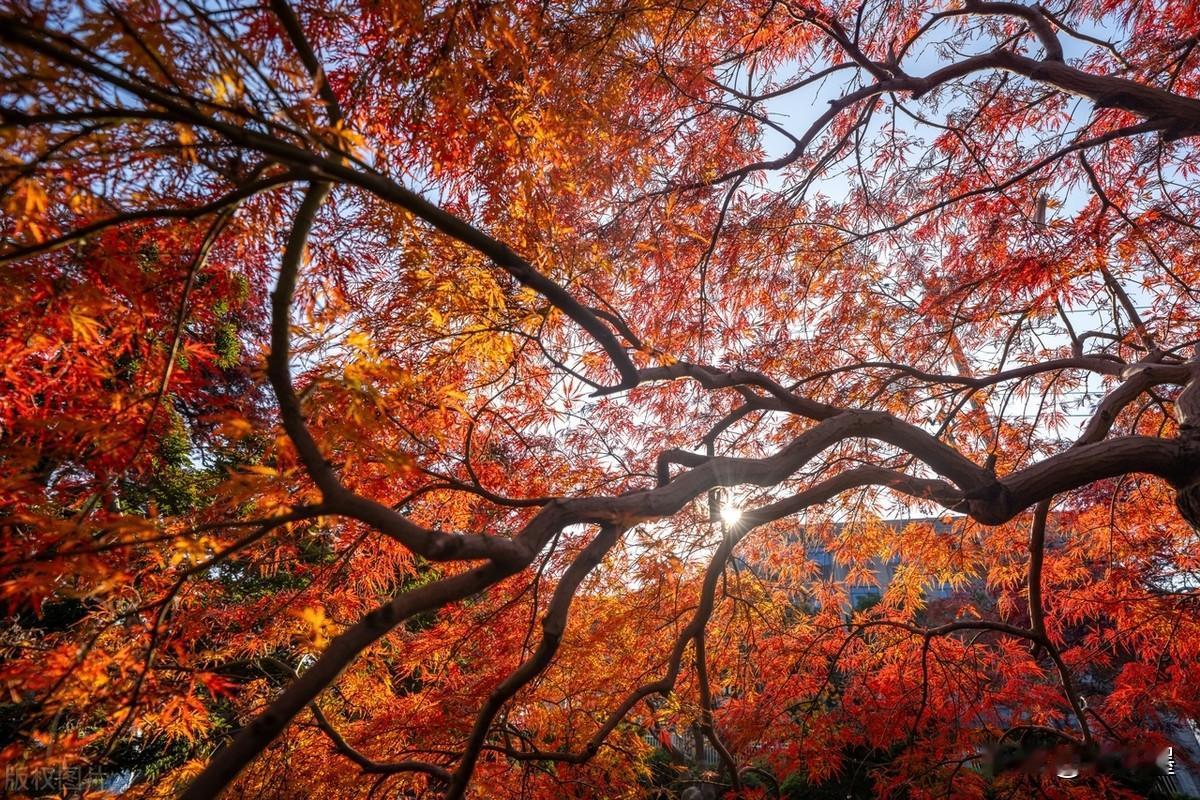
186,416 -> 1191,795
181,561 -> 515,799
948,1 -> 1064,62
266,0 -> 342,125
138,352 -> 1200,799
266,182 -> 524,564
792,355 -> 1135,387
0,17 -> 641,392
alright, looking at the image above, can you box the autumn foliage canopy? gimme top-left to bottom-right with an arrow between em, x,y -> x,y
3,0 -> 1200,797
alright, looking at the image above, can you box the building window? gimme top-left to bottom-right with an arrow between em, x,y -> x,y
849,587 -> 880,611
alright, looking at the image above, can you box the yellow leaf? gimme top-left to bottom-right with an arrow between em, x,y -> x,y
23,180 -> 47,215
68,309 -> 103,344
176,124 -> 198,163
323,120 -> 366,155
345,330 -> 373,351
292,605 -> 332,649
221,417 -> 255,438
208,72 -> 243,104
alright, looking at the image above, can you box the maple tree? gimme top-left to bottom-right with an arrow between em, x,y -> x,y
3,0 -> 1200,797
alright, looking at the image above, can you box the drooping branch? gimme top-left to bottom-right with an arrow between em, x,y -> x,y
485,520 -> 742,769
695,630 -> 740,789
675,0 -> 1200,207
852,618 -> 1093,745
443,524 -> 627,799
180,561 -> 516,800
259,657 -> 451,782
1027,499 -> 1050,641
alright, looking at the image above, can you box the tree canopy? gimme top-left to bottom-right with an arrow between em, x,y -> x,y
2,0 -> 1200,797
